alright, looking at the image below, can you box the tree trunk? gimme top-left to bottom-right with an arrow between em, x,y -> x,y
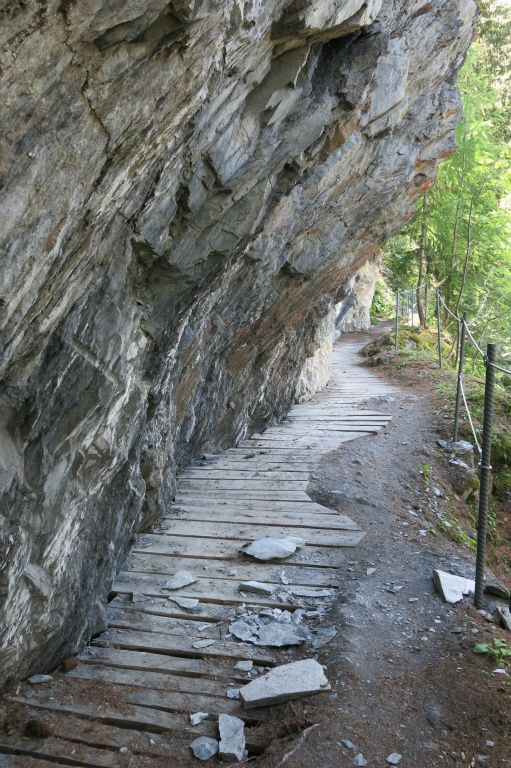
417,194 -> 428,327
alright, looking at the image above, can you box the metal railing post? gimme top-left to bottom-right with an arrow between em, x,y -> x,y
452,312 -> 467,442
395,290 -> 400,353
436,289 -> 443,370
474,343 -> 497,608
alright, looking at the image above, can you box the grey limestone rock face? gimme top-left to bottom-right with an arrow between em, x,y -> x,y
0,0 -> 475,683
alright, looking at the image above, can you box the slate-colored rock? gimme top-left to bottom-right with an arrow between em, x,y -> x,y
353,754 -> 368,767
27,675 -> 53,684
240,659 -> 330,708
163,571 -> 198,590
0,0 -> 476,683
239,581 -> 275,596
218,714 -> 246,762
192,639 -> 215,649
190,736 -> 218,761
386,753 -> 402,765
168,597 -> 200,610
234,660 -> 253,673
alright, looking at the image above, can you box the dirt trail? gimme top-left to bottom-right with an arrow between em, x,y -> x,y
257,334 -> 511,768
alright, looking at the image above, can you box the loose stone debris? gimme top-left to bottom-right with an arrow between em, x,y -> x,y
190,712 -> 209,726
433,569 -> 475,604
192,639 -> 216,649
288,586 -> 333,598
163,571 -> 198,590
340,738 -> 357,751
168,596 -> 200,610
239,580 -> 275,596
353,753 -> 368,766
386,753 -> 403,765
498,606 -> 511,632
27,674 -> 53,684
239,659 -> 330,708
190,736 -> 219,761
241,537 -> 304,561
234,660 -> 253,673
226,688 -> 241,699
229,614 -> 306,647
218,713 -> 246,761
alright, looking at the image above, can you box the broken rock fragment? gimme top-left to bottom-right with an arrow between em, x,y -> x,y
168,596 -> 200,610
239,580 -> 275,596
240,659 -> 330,708
218,714 -> 245,761
190,712 -> 209,727
163,571 -> 198,590
241,537 -> 304,561
190,736 -> 218,761
433,569 -> 475,604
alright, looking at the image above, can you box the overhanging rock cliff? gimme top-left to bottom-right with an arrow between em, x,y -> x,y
0,0 -> 475,683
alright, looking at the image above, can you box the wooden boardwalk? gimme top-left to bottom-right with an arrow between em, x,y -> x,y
1,334 -> 395,767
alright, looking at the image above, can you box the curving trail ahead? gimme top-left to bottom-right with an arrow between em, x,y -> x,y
1,333 -> 396,767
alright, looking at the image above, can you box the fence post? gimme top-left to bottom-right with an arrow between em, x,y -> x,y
395,290 -> 400,353
436,289 -> 443,370
411,290 -> 415,327
452,312 -> 467,443
425,283 -> 429,328
474,343 -> 497,608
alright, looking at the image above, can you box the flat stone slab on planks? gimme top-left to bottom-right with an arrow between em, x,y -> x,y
240,659 -> 330,708
162,571 -> 198,590
433,569 -> 475,604
241,537 -> 304,561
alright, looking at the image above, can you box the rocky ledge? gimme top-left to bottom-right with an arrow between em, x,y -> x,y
0,0 -> 475,683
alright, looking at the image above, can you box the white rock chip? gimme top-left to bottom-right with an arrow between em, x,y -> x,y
239,581 -> 275,596
163,571 -> 198,590
433,569 -> 475,604
241,537 -> 304,561
218,714 -> 245,761
226,688 -> 240,699
190,712 -> 209,726
240,659 -> 330,708
190,736 -> 218,761
386,753 -> 402,765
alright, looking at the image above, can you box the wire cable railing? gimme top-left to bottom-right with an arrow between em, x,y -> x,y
393,281 -> 508,609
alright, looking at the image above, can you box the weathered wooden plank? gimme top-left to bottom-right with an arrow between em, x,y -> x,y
5,695 -> 195,735
0,756 -> 79,768
0,737 -> 120,768
162,509 -> 357,531
93,628 -> 276,664
79,644 -> 235,679
6,704 -> 265,755
106,606 -> 224,639
154,519 -> 362,545
133,534 -> 352,566
26,673 -> 261,722
123,553 -> 339,586
178,479 -> 308,491
66,663 -> 231,696
113,572 -> 308,609
170,498 -> 332,512
181,469 -> 312,479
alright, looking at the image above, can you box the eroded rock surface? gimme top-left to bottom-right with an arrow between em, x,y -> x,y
0,0 -> 475,683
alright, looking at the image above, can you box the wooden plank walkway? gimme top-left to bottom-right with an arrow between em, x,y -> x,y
1,334 -> 395,766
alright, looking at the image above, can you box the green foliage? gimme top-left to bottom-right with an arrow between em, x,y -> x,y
370,279 -> 394,321
473,638 -> 511,667
380,1 -> 511,363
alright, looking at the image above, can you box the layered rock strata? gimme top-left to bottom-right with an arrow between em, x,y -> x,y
0,0 -> 475,682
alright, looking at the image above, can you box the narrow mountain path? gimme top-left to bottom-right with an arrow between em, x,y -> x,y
1,333 -> 396,767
